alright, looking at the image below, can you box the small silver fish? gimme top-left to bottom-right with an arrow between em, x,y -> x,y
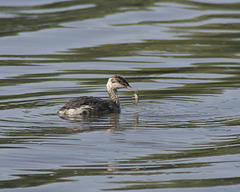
132,92 -> 139,106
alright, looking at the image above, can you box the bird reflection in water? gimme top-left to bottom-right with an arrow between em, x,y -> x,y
59,112 -> 139,132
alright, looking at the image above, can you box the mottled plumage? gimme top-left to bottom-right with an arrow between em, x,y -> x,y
59,96 -> 119,115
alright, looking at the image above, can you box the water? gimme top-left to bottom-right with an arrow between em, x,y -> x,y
0,0 -> 240,191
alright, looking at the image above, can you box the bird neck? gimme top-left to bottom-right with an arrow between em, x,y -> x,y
107,87 -> 120,106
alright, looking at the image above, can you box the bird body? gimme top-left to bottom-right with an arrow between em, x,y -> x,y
58,75 -> 138,116
58,96 -> 119,115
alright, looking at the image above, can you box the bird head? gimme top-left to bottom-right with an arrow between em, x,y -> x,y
107,75 -> 137,93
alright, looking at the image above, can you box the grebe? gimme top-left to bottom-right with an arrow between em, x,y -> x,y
58,75 -> 139,116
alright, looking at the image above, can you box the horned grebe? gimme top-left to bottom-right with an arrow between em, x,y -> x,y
58,75 -> 139,116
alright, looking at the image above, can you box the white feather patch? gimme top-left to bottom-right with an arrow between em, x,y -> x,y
58,105 -> 94,115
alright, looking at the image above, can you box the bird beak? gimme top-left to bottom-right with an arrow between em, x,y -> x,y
126,85 -> 137,94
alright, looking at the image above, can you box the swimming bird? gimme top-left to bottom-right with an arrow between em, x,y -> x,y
58,75 -> 138,116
